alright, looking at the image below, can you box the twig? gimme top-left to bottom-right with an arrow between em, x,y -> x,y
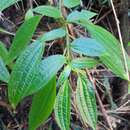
48,0 -> 55,5
98,121 -> 110,130
0,100 -> 12,111
110,0 -> 129,80
29,0 -> 33,9
94,4 -> 120,24
87,71 -> 113,130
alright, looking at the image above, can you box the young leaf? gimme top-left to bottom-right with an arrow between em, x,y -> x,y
57,65 -> 71,86
71,37 -> 105,57
8,40 -> 44,108
76,74 -> 97,130
8,16 -> 41,64
71,57 -> 98,69
67,10 -> 97,23
0,41 -> 9,63
33,6 -> 62,19
63,0 -> 80,8
29,77 -> 56,130
0,0 -> 20,11
0,57 -> 10,83
54,80 -> 70,130
40,28 -> 66,42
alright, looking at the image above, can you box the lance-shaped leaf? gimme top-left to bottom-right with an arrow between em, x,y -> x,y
63,0 -> 80,8
21,55 -> 65,106
0,41 -> 8,63
40,28 -> 66,42
0,57 -> 10,83
54,80 -> 70,130
72,20 -> 127,80
11,55 -> 65,107
71,37 -> 105,57
84,22 -> 128,80
0,0 -> 20,11
8,16 -> 41,64
33,6 -> 62,19
57,65 -> 71,86
67,10 -> 97,23
85,23 -> 122,57
71,57 -> 98,69
16,55 -> 65,106
76,74 -> 97,130
29,77 -> 56,130
30,55 -> 66,91
8,40 -> 44,108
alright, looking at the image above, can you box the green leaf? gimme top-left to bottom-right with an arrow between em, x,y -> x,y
76,74 -> 97,130
85,23 -> 121,56
63,0 -> 80,8
33,6 -> 62,19
67,10 -> 97,23
8,40 -> 44,108
0,0 -> 20,11
73,20 -> 127,80
128,42 -> 130,46
0,57 -> 10,83
84,23 -> 127,79
31,55 -> 66,90
71,57 -> 98,69
57,65 -> 71,86
126,53 -> 130,72
29,77 -> 56,130
8,43 -> 65,109
100,53 -> 127,79
128,81 -> 130,94
40,28 -> 66,42
0,41 -> 9,63
8,16 -> 41,64
71,37 -> 105,57
54,80 -> 70,130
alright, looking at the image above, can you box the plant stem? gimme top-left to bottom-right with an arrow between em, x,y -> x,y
66,27 -> 71,61
28,0 -> 33,9
59,0 -> 62,13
